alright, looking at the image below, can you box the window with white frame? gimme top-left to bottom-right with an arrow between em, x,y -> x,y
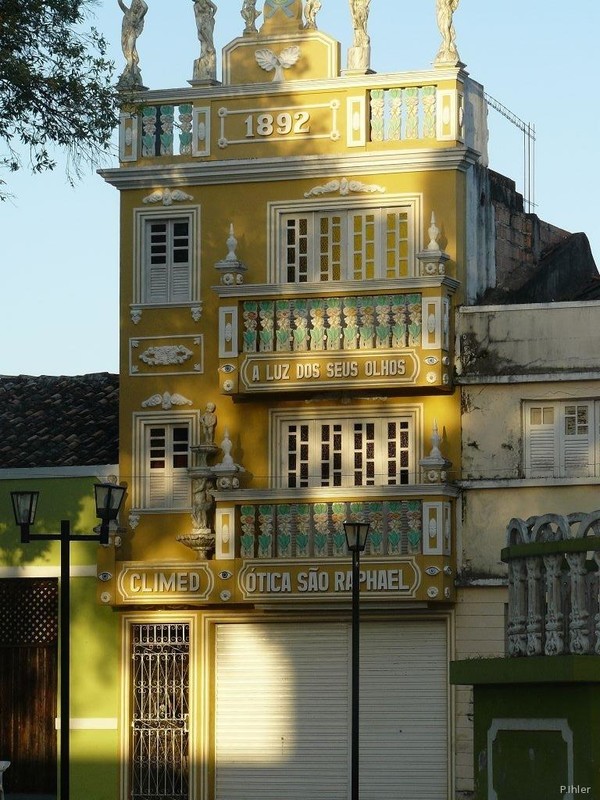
524,400 -> 597,478
133,414 -> 197,509
273,408 -> 419,488
133,208 -> 199,305
279,203 -> 415,283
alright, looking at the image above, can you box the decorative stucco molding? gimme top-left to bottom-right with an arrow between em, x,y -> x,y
141,392 -> 193,410
139,344 -> 194,366
142,188 -> 194,205
304,177 -> 385,198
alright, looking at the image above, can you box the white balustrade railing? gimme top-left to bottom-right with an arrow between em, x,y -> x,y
504,512 -> 600,656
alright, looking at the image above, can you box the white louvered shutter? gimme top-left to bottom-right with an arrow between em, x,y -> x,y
145,218 -> 191,303
214,620 -> 448,800
527,404 -> 557,477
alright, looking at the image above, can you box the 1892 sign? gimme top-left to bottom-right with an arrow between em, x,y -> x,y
218,99 -> 340,148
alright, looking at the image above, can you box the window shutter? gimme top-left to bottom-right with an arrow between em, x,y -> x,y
561,403 -> 593,477
527,406 -> 557,477
144,218 -> 191,303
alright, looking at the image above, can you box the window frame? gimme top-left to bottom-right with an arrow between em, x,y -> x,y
523,399 -> 597,479
132,206 -> 200,307
270,405 -> 421,489
268,195 -> 422,285
132,411 -> 200,511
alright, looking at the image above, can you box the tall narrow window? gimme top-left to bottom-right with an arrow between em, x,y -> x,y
144,218 -> 191,303
145,423 -> 191,508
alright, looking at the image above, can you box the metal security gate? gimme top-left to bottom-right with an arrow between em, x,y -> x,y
215,620 -> 448,800
131,623 -> 190,800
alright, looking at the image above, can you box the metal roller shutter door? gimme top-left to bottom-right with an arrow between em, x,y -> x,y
215,620 -> 447,800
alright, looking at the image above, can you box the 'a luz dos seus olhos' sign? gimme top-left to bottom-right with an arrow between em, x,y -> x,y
238,560 -> 421,601
240,350 -> 421,391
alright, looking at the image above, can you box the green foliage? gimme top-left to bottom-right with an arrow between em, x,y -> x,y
0,0 -> 119,195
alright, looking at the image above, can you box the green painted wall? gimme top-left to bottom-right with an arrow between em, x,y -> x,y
452,657 -> 600,800
1,474 -> 122,800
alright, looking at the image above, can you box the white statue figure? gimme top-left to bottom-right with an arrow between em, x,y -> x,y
192,476 -> 214,532
193,0 -> 217,81
241,0 -> 260,34
435,0 -> 461,64
304,0 -> 321,29
117,0 -> 148,89
347,0 -> 371,71
201,402 -> 217,444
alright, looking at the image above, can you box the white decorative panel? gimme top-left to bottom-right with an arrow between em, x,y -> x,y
422,297 -> 441,350
193,106 -> 211,157
216,507 -> 235,560
219,306 -> 238,358
347,96 -> 366,147
436,89 -> 457,141
422,501 -> 444,555
119,113 -> 138,162
129,335 -> 204,376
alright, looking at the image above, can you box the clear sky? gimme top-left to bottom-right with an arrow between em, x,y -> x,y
2,0 -> 598,376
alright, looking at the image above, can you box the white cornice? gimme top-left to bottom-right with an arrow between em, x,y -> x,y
99,148 -> 478,190
212,276 -> 461,299
118,66 -> 467,106
212,484 -> 461,503
457,372 -> 600,385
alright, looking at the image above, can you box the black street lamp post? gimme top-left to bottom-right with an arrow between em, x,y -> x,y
10,482 -> 126,800
343,520 -> 371,800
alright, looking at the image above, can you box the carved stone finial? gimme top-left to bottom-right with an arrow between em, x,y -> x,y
434,0 -> 462,66
427,211 -> 440,251
420,420 -> 452,484
215,224 -> 248,285
116,0 -> 148,91
417,211 -> 450,276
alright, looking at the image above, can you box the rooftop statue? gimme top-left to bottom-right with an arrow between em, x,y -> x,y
193,0 -> 217,81
304,0 -> 322,30
241,0 -> 260,34
347,0 -> 371,71
117,0 -> 148,90
434,0 -> 461,65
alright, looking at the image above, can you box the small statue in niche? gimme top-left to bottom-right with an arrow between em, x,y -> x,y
435,0 -> 461,64
304,0 -> 321,29
193,0 -> 217,81
241,0 -> 260,34
192,476 -> 214,532
200,402 -> 217,444
117,0 -> 148,89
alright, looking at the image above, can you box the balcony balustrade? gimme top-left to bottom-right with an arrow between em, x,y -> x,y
504,511 -> 600,657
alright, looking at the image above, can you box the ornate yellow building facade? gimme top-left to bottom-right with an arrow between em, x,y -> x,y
101,2 -> 490,797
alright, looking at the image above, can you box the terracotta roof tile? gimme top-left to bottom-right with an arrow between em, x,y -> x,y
0,373 -> 119,468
